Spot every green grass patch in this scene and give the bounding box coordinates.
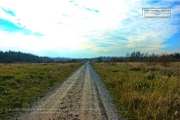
[91,62,180,120]
[0,63,83,119]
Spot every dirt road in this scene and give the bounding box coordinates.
[16,63,119,120]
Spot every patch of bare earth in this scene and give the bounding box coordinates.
[15,63,119,120]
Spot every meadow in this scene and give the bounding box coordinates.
[91,62,180,120]
[0,63,83,119]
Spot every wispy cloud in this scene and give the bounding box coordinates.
[1,7,15,16]
[0,0,179,58]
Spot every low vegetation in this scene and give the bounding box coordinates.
[91,62,180,120]
[0,63,83,119]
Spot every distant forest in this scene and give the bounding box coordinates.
[96,51,180,64]
[0,51,54,63]
[0,50,180,64]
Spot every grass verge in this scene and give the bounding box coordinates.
[0,62,83,119]
[91,62,180,120]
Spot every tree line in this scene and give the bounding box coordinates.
[0,51,54,63]
[1,50,180,64]
[96,51,180,65]
[126,51,180,62]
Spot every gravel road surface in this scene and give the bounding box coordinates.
[16,63,119,120]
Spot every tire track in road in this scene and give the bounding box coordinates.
[80,64,104,120]
[16,63,119,120]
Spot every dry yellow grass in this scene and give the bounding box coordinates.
[0,63,83,119]
[91,62,180,120]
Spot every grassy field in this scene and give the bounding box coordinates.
[91,62,180,120]
[0,62,83,119]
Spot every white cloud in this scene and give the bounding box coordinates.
[0,0,179,57]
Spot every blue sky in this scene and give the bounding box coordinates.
[0,0,179,58]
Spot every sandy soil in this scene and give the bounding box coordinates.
[15,63,119,120]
